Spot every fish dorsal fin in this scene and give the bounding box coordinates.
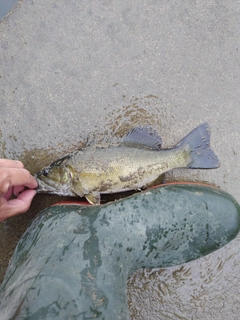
[123,126,162,150]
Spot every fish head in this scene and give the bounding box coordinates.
[35,164,75,196]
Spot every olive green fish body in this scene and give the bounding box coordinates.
[36,123,220,204]
[69,145,190,193]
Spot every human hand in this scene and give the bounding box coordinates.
[0,159,38,222]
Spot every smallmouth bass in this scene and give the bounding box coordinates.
[36,123,220,204]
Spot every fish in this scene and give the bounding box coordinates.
[35,123,220,205]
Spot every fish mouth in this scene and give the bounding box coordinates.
[35,177,57,194]
[35,176,76,197]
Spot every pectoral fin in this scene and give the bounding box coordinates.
[85,192,101,205]
[72,180,85,197]
[72,179,100,205]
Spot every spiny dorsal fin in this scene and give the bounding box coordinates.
[123,126,162,150]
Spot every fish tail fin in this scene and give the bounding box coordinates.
[177,123,220,169]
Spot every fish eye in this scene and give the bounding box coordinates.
[42,168,49,176]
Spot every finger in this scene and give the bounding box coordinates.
[13,185,26,197]
[16,189,37,206]
[3,186,13,200]
[0,159,24,168]
[15,171,38,189]
[0,168,38,192]
[0,189,37,222]
[3,185,31,200]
